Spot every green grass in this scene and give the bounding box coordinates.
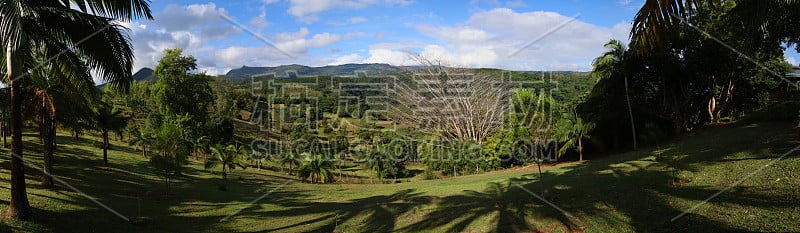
[1,121,799,232]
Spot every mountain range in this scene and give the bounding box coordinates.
[127,63,405,84]
[120,63,588,86]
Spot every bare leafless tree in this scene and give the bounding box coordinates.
[388,57,512,144]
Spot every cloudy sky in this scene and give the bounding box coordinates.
[121,0,800,75]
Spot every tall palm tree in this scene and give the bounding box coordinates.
[0,0,151,219]
[592,39,638,150]
[205,144,248,182]
[556,113,595,161]
[0,87,8,148]
[95,103,127,166]
[27,52,97,188]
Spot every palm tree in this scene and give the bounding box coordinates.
[556,113,595,161]
[592,39,637,150]
[0,87,8,148]
[95,103,127,166]
[27,51,97,188]
[0,0,151,220]
[281,152,301,175]
[192,136,210,161]
[205,144,248,182]
[297,153,336,184]
[128,126,152,158]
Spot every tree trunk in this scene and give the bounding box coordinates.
[41,102,55,188]
[2,113,7,148]
[623,75,638,150]
[142,144,146,158]
[6,44,33,220]
[707,96,716,123]
[578,137,583,161]
[74,129,79,140]
[103,131,109,165]
[222,166,227,181]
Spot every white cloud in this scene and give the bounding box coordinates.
[374,31,385,40]
[416,25,494,44]
[329,53,365,65]
[363,49,415,65]
[348,16,369,24]
[210,29,363,72]
[270,28,357,54]
[155,3,229,31]
[129,3,241,73]
[370,8,633,70]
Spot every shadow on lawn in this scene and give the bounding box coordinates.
[252,122,797,232]
[4,123,797,232]
[257,188,432,233]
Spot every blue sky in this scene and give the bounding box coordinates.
[123,0,800,75]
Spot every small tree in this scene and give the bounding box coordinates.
[96,103,128,165]
[556,112,595,161]
[281,152,301,175]
[205,144,248,188]
[150,115,189,192]
[297,153,335,183]
[192,136,210,161]
[128,125,153,158]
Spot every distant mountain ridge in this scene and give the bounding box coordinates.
[132,67,156,82]
[101,64,589,88]
[224,63,403,79]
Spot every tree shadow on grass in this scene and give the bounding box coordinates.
[255,188,432,233]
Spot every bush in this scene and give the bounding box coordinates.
[737,100,800,124]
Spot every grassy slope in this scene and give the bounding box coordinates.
[0,121,798,232]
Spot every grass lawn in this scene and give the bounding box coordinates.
[0,121,799,232]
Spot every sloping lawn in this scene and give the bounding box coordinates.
[0,121,798,232]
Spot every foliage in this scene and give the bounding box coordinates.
[0,0,151,220]
[204,114,234,145]
[149,115,190,191]
[555,112,595,161]
[281,152,302,175]
[364,132,409,180]
[95,102,128,165]
[205,144,249,184]
[151,48,214,139]
[297,153,336,183]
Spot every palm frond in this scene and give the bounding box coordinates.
[62,0,153,20]
[630,0,715,52]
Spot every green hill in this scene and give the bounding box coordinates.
[224,63,403,79]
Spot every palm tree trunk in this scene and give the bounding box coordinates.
[624,75,638,150]
[2,112,7,148]
[578,138,583,161]
[6,45,33,220]
[222,166,227,181]
[103,130,109,165]
[41,104,55,188]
